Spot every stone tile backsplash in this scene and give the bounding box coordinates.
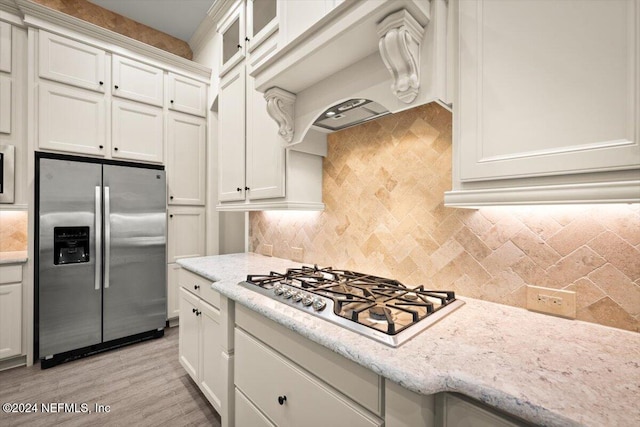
[0,210,28,252]
[249,103,640,332]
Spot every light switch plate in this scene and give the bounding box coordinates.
[526,285,576,319]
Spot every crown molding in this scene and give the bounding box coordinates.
[189,0,235,53]
[14,0,211,77]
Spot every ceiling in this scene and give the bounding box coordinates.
[90,0,215,42]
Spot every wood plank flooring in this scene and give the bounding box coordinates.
[0,327,221,427]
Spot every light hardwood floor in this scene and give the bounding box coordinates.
[0,327,221,426]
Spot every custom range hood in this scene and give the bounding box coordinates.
[252,0,454,152]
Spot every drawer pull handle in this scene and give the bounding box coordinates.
[278,395,287,405]
[194,285,200,290]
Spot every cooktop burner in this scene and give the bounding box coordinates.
[239,265,464,347]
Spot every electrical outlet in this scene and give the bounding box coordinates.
[291,247,304,262]
[526,285,576,319]
[261,243,273,257]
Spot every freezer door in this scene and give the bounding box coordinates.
[102,165,166,341]
[38,158,102,357]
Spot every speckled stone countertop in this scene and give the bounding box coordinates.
[178,253,640,427]
[0,251,28,265]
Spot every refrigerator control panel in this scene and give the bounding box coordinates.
[54,226,90,265]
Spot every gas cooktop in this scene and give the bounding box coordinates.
[239,265,464,347]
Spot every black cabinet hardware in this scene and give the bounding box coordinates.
[278,396,287,405]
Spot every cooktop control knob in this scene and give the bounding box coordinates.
[302,294,314,306]
[312,298,326,312]
[292,291,304,302]
[273,285,284,296]
[283,288,294,299]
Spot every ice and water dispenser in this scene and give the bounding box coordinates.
[53,227,90,265]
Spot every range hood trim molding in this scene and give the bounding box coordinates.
[264,87,296,143]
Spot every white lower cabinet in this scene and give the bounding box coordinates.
[0,264,23,360]
[435,393,525,427]
[166,263,180,319]
[167,206,206,262]
[178,284,223,411]
[234,305,383,427]
[235,388,275,427]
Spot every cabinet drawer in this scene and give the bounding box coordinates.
[178,267,219,308]
[0,265,22,285]
[235,328,382,427]
[236,387,276,427]
[236,304,381,415]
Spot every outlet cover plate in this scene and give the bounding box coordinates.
[526,285,576,319]
[261,244,273,257]
[291,247,304,262]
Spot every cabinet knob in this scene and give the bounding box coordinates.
[245,36,250,42]
[114,147,119,151]
[237,44,242,49]
[236,187,242,192]
[278,396,287,405]
[196,310,201,316]
[170,100,174,104]
[114,85,119,89]
[99,81,104,85]
[194,285,200,290]
[169,214,173,218]
[192,308,197,313]
[99,145,103,149]
[170,195,174,200]
[245,186,250,191]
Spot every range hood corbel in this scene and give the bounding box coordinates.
[260,5,430,146]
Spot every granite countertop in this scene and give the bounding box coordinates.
[0,251,28,265]
[178,253,640,427]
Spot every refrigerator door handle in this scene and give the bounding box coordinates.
[104,186,110,289]
[95,186,102,291]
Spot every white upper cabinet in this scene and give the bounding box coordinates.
[0,74,10,134]
[446,0,640,206]
[278,0,335,46]
[112,55,163,107]
[38,81,107,156]
[167,112,207,205]
[38,30,106,92]
[0,21,11,73]
[219,1,246,76]
[167,72,207,117]
[111,98,164,163]
[246,0,278,52]
[218,63,247,202]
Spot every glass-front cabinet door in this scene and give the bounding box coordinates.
[218,1,245,76]
[247,0,278,52]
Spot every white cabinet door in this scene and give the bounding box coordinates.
[38,81,107,156]
[167,112,206,205]
[199,299,222,410]
[0,283,22,360]
[438,393,520,427]
[246,73,285,200]
[218,1,246,76]
[457,0,640,182]
[178,287,200,380]
[167,263,180,319]
[247,0,278,51]
[218,63,246,202]
[38,30,106,92]
[167,206,205,262]
[111,98,163,164]
[112,55,164,107]
[0,74,10,134]
[0,22,11,73]
[168,73,207,117]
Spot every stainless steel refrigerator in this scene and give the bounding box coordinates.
[36,153,166,367]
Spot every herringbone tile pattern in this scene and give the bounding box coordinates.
[249,103,640,332]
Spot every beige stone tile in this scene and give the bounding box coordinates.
[431,214,465,245]
[481,241,526,277]
[588,264,640,316]
[546,216,605,256]
[588,231,640,281]
[430,239,465,271]
[511,257,552,288]
[511,227,560,269]
[451,251,491,285]
[546,246,606,288]
[458,210,493,236]
[480,215,524,250]
[502,284,528,308]
[454,227,492,262]
[593,206,640,246]
[480,270,526,304]
[566,278,606,311]
[580,297,640,332]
